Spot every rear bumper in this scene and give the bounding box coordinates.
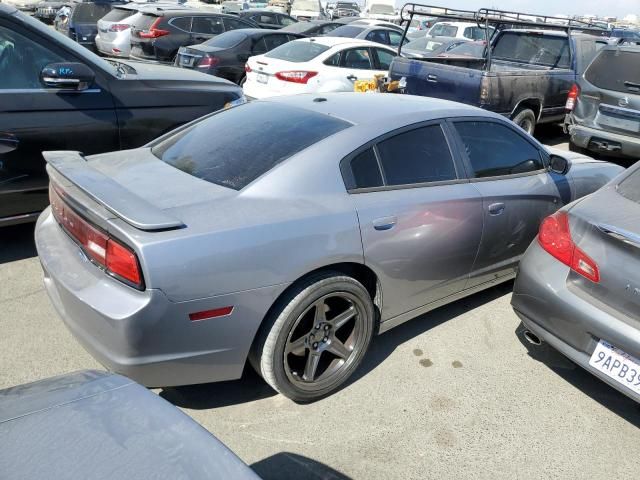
[568,123,640,159]
[511,241,640,403]
[95,35,130,57]
[36,207,286,387]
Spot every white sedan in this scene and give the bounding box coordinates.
[243,37,396,99]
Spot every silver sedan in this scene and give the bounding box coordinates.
[512,160,640,403]
[35,93,622,402]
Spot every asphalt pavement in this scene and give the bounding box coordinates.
[2,128,638,480]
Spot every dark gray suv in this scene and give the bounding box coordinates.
[566,45,640,162]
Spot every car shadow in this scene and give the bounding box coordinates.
[515,323,640,427]
[160,281,515,409]
[0,223,37,264]
[158,366,277,409]
[534,123,568,148]
[251,452,352,480]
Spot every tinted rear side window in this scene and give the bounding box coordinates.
[430,24,458,37]
[492,32,570,68]
[617,167,640,203]
[330,25,365,37]
[151,103,351,190]
[348,148,383,189]
[204,30,247,48]
[377,125,456,186]
[72,4,112,22]
[585,49,640,93]
[101,8,133,22]
[265,40,330,62]
[455,121,543,178]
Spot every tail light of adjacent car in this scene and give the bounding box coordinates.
[198,56,220,68]
[538,211,600,283]
[139,18,170,39]
[275,71,318,84]
[49,184,144,289]
[245,63,252,73]
[109,23,130,32]
[479,76,490,105]
[565,83,580,111]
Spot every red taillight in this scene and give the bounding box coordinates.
[565,83,580,111]
[189,306,234,322]
[106,239,142,286]
[275,70,318,84]
[245,63,252,73]
[139,18,169,38]
[109,23,129,32]
[197,56,220,68]
[538,211,600,283]
[50,185,144,289]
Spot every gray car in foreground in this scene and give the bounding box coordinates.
[567,45,640,161]
[35,93,622,402]
[0,370,260,479]
[512,161,640,403]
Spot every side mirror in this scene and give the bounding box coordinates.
[40,63,95,91]
[549,154,570,175]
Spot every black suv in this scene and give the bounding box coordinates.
[130,10,257,63]
[0,4,243,226]
[236,10,297,30]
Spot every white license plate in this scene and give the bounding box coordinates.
[598,114,640,132]
[180,56,194,67]
[589,339,640,395]
[257,73,268,84]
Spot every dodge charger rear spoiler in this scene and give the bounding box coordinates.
[44,151,185,231]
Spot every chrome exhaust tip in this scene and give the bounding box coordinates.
[523,330,542,346]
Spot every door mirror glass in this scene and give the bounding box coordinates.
[40,63,95,91]
[549,154,570,175]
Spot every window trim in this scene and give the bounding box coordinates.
[168,16,193,33]
[446,117,549,182]
[340,120,468,193]
[190,15,226,35]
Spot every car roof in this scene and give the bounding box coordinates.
[0,3,18,14]
[297,36,392,48]
[264,93,498,127]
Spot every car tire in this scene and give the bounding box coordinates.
[250,272,375,402]
[512,108,536,136]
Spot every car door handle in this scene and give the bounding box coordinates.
[0,133,19,154]
[373,216,397,231]
[346,75,358,81]
[488,202,505,216]
[427,74,438,82]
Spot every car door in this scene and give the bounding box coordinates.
[345,123,483,321]
[320,47,383,91]
[0,20,117,223]
[190,15,224,44]
[449,119,565,288]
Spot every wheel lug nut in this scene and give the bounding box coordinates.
[315,324,321,330]
[324,325,330,331]
[323,337,328,342]
[313,342,319,349]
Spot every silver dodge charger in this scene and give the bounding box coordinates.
[35,93,623,402]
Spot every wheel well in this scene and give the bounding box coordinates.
[513,99,542,120]
[247,263,382,362]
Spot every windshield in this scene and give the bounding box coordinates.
[369,4,394,14]
[585,49,640,93]
[204,30,247,48]
[443,42,484,57]
[100,8,134,23]
[429,24,458,37]
[71,3,112,23]
[330,25,365,37]
[405,37,443,51]
[492,32,570,68]
[265,40,330,61]
[151,102,351,190]
[291,0,320,12]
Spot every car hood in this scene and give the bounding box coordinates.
[117,59,237,85]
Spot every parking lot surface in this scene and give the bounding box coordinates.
[2,131,639,480]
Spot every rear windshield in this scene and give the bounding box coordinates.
[330,25,365,37]
[100,8,134,23]
[204,30,247,48]
[405,37,442,51]
[133,13,159,30]
[369,4,394,14]
[492,32,570,68]
[282,21,318,33]
[429,24,458,37]
[618,166,640,203]
[72,3,113,23]
[585,49,640,93]
[291,0,320,12]
[151,103,351,190]
[265,40,330,62]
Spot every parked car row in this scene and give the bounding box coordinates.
[2,1,640,408]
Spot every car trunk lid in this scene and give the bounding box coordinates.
[567,175,640,324]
